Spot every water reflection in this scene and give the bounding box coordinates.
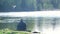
[0,17,60,34]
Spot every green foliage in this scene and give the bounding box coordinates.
[2,30,30,34]
[0,31,3,34]
[0,0,60,11]
[0,28,30,34]
[43,3,54,10]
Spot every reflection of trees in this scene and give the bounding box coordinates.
[51,18,57,30]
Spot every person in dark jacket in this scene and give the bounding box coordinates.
[17,19,26,31]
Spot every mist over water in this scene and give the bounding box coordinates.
[39,18,60,34]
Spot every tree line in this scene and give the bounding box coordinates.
[0,0,60,11]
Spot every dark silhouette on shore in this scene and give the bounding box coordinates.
[17,19,26,31]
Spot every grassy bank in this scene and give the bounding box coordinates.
[0,29,30,34]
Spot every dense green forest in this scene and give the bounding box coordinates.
[0,0,60,11]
